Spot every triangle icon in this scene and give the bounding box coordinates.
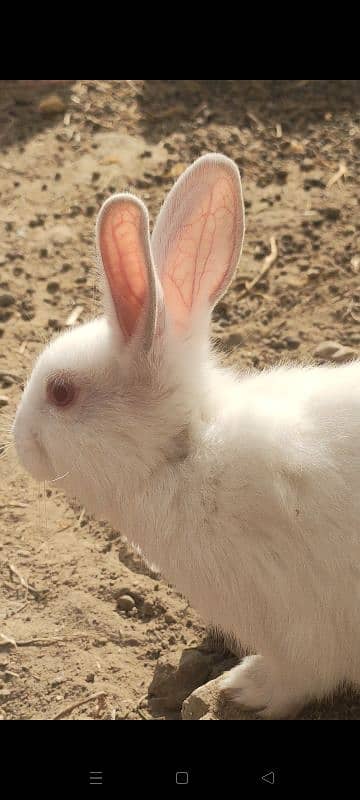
[261,771,275,784]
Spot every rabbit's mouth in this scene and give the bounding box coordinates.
[12,416,54,482]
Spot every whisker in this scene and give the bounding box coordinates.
[37,482,42,533]
[43,481,48,535]
[0,442,14,459]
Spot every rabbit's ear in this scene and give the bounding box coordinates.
[151,154,244,334]
[96,194,161,350]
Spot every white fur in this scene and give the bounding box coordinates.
[13,154,360,718]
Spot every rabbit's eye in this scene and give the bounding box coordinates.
[47,374,76,408]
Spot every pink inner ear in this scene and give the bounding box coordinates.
[152,158,244,334]
[99,200,150,341]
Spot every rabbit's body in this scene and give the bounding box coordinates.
[13,154,360,718]
[110,357,360,716]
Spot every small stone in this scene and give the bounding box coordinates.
[164,612,177,625]
[0,293,15,308]
[214,300,229,318]
[0,310,12,322]
[300,158,314,172]
[47,319,62,331]
[0,395,9,408]
[269,339,285,351]
[284,336,300,350]
[331,346,357,364]
[116,594,135,612]
[320,207,341,222]
[303,177,326,190]
[181,680,213,719]
[307,269,320,279]
[47,281,60,294]
[275,169,288,185]
[223,332,243,348]
[142,600,155,616]
[85,673,95,683]
[38,95,66,114]
[313,341,342,359]
[148,649,218,712]
[289,140,305,155]
[181,672,258,720]
[199,712,218,720]
[309,214,323,228]
[47,224,73,245]
[51,675,66,687]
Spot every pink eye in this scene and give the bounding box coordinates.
[47,374,76,408]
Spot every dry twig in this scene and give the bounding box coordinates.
[0,632,108,649]
[238,237,278,299]
[53,691,107,720]
[327,161,347,189]
[7,561,46,600]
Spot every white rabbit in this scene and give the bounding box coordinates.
[13,154,360,719]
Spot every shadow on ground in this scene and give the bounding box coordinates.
[135,79,360,144]
[0,80,76,150]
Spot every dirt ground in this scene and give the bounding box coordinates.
[1,80,360,720]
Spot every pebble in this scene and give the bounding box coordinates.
[142,600,155,616]
[275,169,288,185]
[222,332,243,348]
[47,319,62,331]
[214,300,229,318]
[313,341,342,359]
[313,342,357,364]
[148,648,218,712]
[0,293,15,307]
[300,158,314,172]
[164,612,177,625]
[304,177,326,190]
[47,281,60,294]
[331,346,357,364]
[47,224,74,246]
[51,675,66,687]
[320,207,341,222]
[182,672,257,721]
[284,336,300,350]
[0,395,9,408]
[0,309,12,322]
[38,95,66,114]
[269,339,285,351]
[116,594,135,612]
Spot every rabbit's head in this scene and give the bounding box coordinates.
[13,155,244,514]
